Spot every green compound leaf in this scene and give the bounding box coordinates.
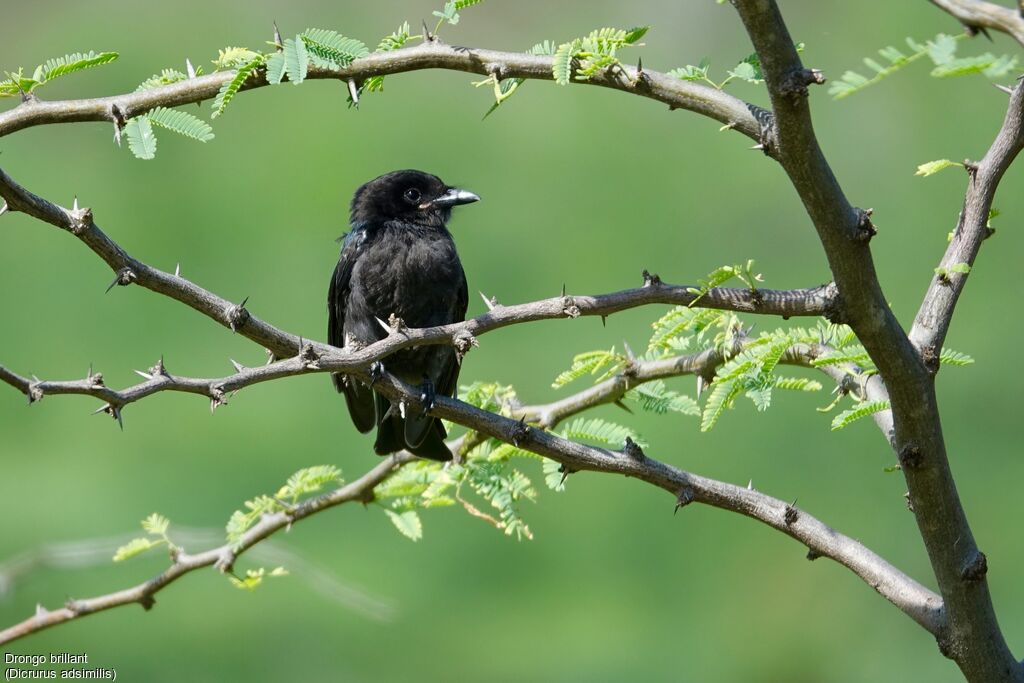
[211,55,264,117]
[831,400,891,431]
[939,348,974,366]
[559,417,647,449]
[125,116,157,159]
[40,51,118,81]
[385,509,423,541]
[146,107,214,142]
[112,537,161,562]
[141,513,170,535]
[265,51,286,84]
[915,159,962,177]
[300,28,369,68]
[282,37,308,85]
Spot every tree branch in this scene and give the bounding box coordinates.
[929,0,1024,46]
[910,81,1024,353]
[0,342,940,646]
[0,128,940,642]
[0,42,770,146]
[0,453,413,645]
[0,163,835,377]
[733,2,1021,679]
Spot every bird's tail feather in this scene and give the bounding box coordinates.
[373,396,452,461]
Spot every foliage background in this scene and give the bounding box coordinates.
[1,1,1021,680]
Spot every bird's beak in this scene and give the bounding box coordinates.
[432,188,481,207]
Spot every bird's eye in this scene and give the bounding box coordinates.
[403,188,422,203]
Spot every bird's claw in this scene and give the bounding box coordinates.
[369,361,386,386]
[417,379,436,416]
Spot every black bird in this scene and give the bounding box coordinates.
[328,170,479,461]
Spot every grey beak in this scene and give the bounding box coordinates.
[433,188,481,207]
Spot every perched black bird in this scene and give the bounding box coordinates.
[328,170,479,461]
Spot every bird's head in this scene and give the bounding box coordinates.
[350,170,480,229]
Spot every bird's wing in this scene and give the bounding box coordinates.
[436,267,468,401]
[328,230,376,433]
[401,266,468,453]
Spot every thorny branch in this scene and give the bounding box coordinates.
[1,5,1022,679]
[733,1,1023,680]
[0,42,772,149]
[0,338,934,645]
[0,165,926,645]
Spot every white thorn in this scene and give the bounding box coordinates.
[399,400,407,419]
[72,196,79,212]
[186,59,197,79]
[747,479,753,490]
[374,316,391,334]
[230,359,245,373]
[347,78,359,106]
[479,291,495,311]
[134,370,153,380]
[174,263,181,277]
[696,376,706,400]
[0,201,8,217]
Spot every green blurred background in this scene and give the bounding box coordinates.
[1,1,1021,681]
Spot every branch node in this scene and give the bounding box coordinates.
[299,342,320,369]
[897,443,923,470]
[674,487,695,514]
[855,207,876,242]
[209,385,227,413]
[511,416,530,447]
[822,283,845,324]
[479,291,499,311]
[961,550,988,582]
[387,313,407,334]
[452,329,479,363]
[622,436,645,460]
[904,491,914,513]
[561,296,581,318]
[27,379,44,404]
[105,267,136,293]
[783,501,799,526]
[149,356,168,378]
[138,594,156,611]
[226,297,250,333]
[779,68,822,101]
[919,344,940,375]
[641,269,662,288]
[806,548,822,561]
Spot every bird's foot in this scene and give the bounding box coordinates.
[417,378,437,416]
[368,361,386,386]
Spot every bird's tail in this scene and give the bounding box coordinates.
[372,396,453,461]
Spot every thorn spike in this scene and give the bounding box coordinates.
[347,78,359,107]
[186,59,197,79]
[479,291,495,311]
[73,196,79,212]
[0,201,8,217]
[375,316,391,334]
